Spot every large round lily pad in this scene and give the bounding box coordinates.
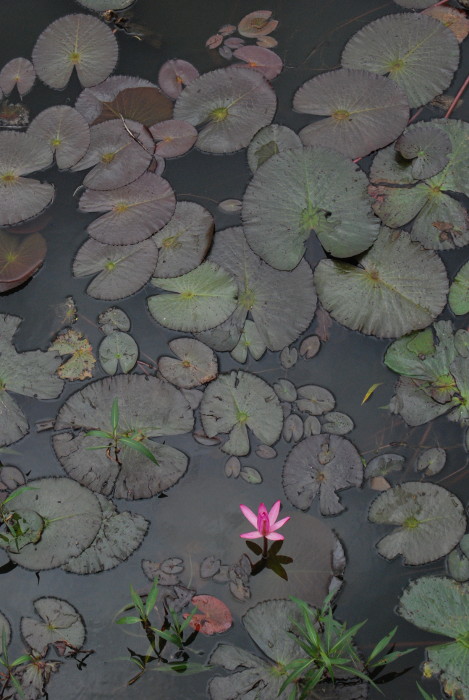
[368,482,466,565]
[173,65,276,154]
[341,13,459,107]
[283,434,363,515]
[0,478,102,571]
[32,14,118,90]
[21,597,85,657]
[200,371,283,455]
[242,145,379,270]
[314,228,448,338]
[53,375,193,499]
[294,68,409,159]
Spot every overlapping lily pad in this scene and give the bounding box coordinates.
[283,434,363,515]
[341,13,459,107]
[0,131,54,227]
[449,261,469,315]
[368,482,466,565]
[294,69,409,159]
[196,227,316,352]
[314,228,448,338]
[242,145,379,269]
[53,375,193,499]
[150,120,198,157]
[32,14,118,90]
[395,124,451,180]
[158,59,200,99]
[0,231,46,291]
[398,577,469,697]
[148,262,238,332]
[28,106,90,170]
[200,371,282,455]
[0,58,35,97]
[21,597,85,656]
[173,65,276,154]
[0,314,63,446]
[0,477,102,570]
[79,172,175,244]
[152,202,214,278]
[73,237,159,300]
[158,338,218,388]
[75,75,156,123]
[92,86,173,127]
[233,46,283,80]
[247,124,301,172]
[62,494,148,573]
[369,120,469,249]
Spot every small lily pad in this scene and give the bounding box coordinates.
[416,447,446,476]
[321,412,354,435]
[184,595,233,635]
[247,124,301,172]
[158,338,218,389]
[21,597,85,656]
[97,307,130,334]
[295,385,335,415]
[395,124,451,180]
[98,331,138,374]
[49,328,96,381]
[0,58,35,97]
[365,454,405,478]
[28,106,90,170]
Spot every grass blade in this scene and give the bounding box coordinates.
[120,437,159,465]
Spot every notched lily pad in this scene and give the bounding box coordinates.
[21,597,85,656]
[295,385,335,415]
[0,57,35,97]
[416,447,446,476]
[98,331,138,374]
[98,306,130,334]
[369,482,466,565]
[395,124,451,180]
[28,106,90,170]
[158,338,218,389]
[49,329,96,381]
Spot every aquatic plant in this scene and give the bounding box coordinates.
[239,500,290,542]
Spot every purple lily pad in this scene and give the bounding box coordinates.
[75,75,156,123]
[158,59,200,99]
[150,119,198,157]
[28,106,90,170]
[0,58,35,97]
[234,46,283,80]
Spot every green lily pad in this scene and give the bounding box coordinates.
[148,262,238,333]
[98,307,131,334]
[341,13,459,107]
[98,331,138,375]
[314,228,448,338]
[62,494,149,574]
[398,576,469,697]
[53,374,193,499]
[449,261,469,315]
[368,482,466,565]
[200,371,283,456]
[21,597,85,657]
[173,65,276,154]
[0,477,102,571]
[242,145,379,270]
[295,68,409,159]
[447,536,469,582]
[247,124,301,172]
[230,320,267,363]
[158,338,218,389]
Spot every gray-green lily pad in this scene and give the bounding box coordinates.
[283,434,363,515]
[62,494,149,574]
[369,482,466,565]
[73,237,159,300]
[230,320,267,363]
[0,314,63,447]
[53,374,193,499]
[247,124,301,172]
[314,228,448,338]
[398,576,469,696]
[28,106,90,170]
[173,66,276,154]
[21,597,85,657]
[98,307,130,334]
[148,262,238,333]
[395,124,451,179]
[200,371,283,456]
[365,454,405,478]
[295,68,409,159]
[0,612,11,653]
[158,338,218,389]
[341,13,459,107]
[198,227,316,351]
[416,447,446,476]
[390,375,458,426]
[98,331,138,375]
[447,538,469,582]
[242,145,379,270]
[295,384,335,415]
[0,477,102,571]
[321,412,354,435]
[449,261,469,315]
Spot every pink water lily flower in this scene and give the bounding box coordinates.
[239,500,290,541]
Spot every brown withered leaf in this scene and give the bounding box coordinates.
[49,329,96,381]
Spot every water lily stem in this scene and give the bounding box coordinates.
[262,537,268,559]
[444,74,469,119]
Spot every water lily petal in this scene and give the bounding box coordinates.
[240,529,262,539]
[239,504,258,528]
[268,500,281,525]
[266,532,284,541]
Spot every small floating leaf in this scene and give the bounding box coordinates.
[296,385,335,415]
[321,411,354,435]
[239,466,263,484]
[255,445,277,459]
[422,6,469,42]
[150,119,197,158]
[416,447,446,476]
[158,59,200,99]
[28,106,90,170]
[158,338,217,389]
[299,335,320,359]
[224,456,241,478]
[93,86,173,127]
[218,199,242,213]
[280,346,298,369]
[98,306,130,334]
[21,597,85,656]
[50,328,96,381]
[184,595,232,635]
[395,124,451,180]
[283,414,303,443]
[365,453,405,477]
[0,57,35,97]
[274,379,297,402]
[233,46,283,80]
[238,10,278,38]
[98,331,138,374]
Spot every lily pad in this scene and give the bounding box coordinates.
[184,595,233,635]
[28,106,90,171]
[238,11,278,38]
[233,46,283,80]
[0,314,63,447]
[92,86,173,127]
[395,124,451,180]
[152,201,214,278]
[295,384,335,415]
[62,494,149,574]
[230,320,267,362]
[295,68,409,159]
[422,6,469,43]
[98,331,138,374]
[148,262,238,333]
[283,434,363,515]
[150,119,198,158]
[49,328,96,381]
[0,58,35,97]
[21,597,85,656]
[75,75,156,123]
[242,145,379,270]
[0,131,54,227]
[368,482,466,565]
[321,412,354,435]
[79,172,175,245]
[98,307,130,334]
[76,0,134,8]
[449,261,469,315]
[365,453,405,478]
[72,119,154,191]
[32,14,118,90]
[73,237,159,300]
[158,59,200,99]
[158,338,218,388]
[200,371,283,456]
[173,66,276,154]
[314,228,448,338]
[398,576,469,697]
[247,124,301,172]
[416,447,446,476]
[341,13,459,107]
[0,232,46,287]
[53,374,193,499]
[197,227,316,351]
[1,477,102,570]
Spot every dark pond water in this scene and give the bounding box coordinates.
[1,0,468,698]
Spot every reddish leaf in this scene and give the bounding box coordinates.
[92,87,173,127]
[184,595,233,635]
[234,46,283,80]
[238,10,278,38]
[158,59,200,99]
[0,231,46,283]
